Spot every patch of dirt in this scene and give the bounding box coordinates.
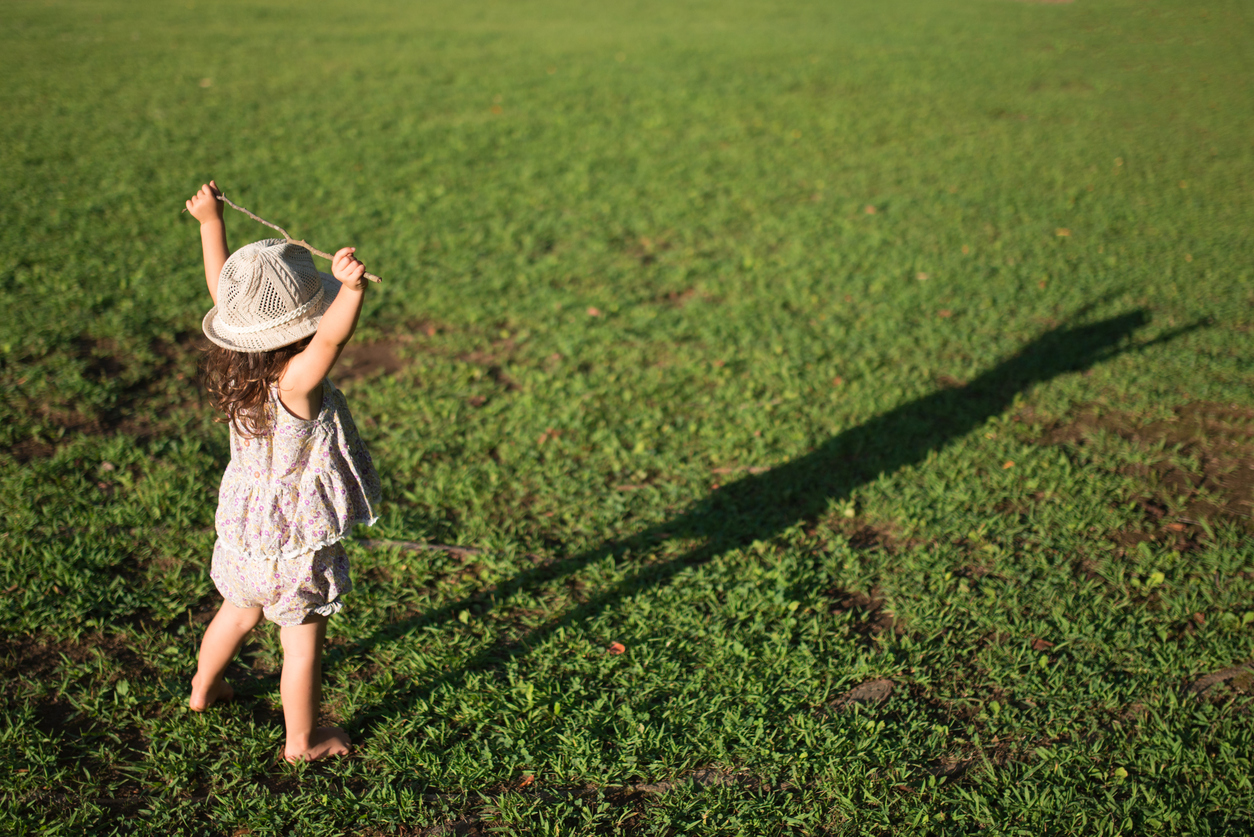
[884,666,1030,786]
[457,334,524,394]
[823,586,906,639]
[844,524,900,552]
[9,322,450,461]
[816,520,908,555]
[8,435,57,461]
[659,287,698,306]
[0,633,75,682]
[411,818,490,837]
[627,235,672,267]
[927,756,976,780]
[925,722,1022,784]
[485,365,521,392]
[335,338,408,382]
[1073,556,1104,582]
[624,766,762,796]
[1040,402,1254,535]
[924,733,1024,783]
[1189,661,1254,699]
[0,631,155,790]
[8,332,207,462]
[979,630,1014,650]
[954,558,998,581]
[993,497,1031,520]
[1109,528,1156,551]
[409,320,449,339]
[0,630,155,683]
[653,286,719,308]
[830,678,895,711]
[458,333,519,367]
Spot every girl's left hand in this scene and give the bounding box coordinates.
[331,247,366,289]
[187,180,224,226]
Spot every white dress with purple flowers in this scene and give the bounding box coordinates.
[214,377,380,561]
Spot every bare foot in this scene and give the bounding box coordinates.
[189,672,235,711]
[285,726,352,763]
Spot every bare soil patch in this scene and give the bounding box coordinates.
[823,586,906,639]
[1189,661,1254,699]
[8,331,207,462]
[9,325,432,460]
[830,677,896,711]
[1040,401,1254,532]
[0,630,155,789]
[336,337,408,383]
[0,630,154,683]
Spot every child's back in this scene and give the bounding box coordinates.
[185,181,379,762]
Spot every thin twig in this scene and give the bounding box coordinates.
[358,539,483,558]
[186,192,383,282]
[218,193,382,283]
[217,192,293,239]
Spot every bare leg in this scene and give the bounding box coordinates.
[279,614,351,762]
[190,601,263,711]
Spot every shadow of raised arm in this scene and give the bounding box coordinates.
[349,309,1202,725]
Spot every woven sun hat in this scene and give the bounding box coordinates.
[202,239,341,353]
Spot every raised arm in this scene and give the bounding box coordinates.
[186,181,229,304]
[278,247,367,419]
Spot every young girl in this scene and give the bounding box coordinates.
[184,181,381,762]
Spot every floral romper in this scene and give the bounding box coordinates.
[211,378,381,627]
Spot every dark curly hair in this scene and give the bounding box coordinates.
[199,336,313,437]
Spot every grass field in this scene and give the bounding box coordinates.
[3,0,1254,833]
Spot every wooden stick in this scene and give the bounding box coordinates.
[213,192,383,283]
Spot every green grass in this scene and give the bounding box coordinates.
[3,0,1254,833]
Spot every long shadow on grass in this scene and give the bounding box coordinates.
[350,309,1198,726]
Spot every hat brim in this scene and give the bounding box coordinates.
[202,272,340,353]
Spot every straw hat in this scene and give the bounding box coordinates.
[202,239,340,352]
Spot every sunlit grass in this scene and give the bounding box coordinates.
[2,0,1253,833]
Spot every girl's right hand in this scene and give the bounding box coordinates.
[186,181,224,226]
[331,247,366,290]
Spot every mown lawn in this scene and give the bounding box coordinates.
[2,0,1253,834]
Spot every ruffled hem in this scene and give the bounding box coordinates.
[214,513,379,562]
[312,597,345,618]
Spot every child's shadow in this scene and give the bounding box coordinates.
[348,308,1199,729]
